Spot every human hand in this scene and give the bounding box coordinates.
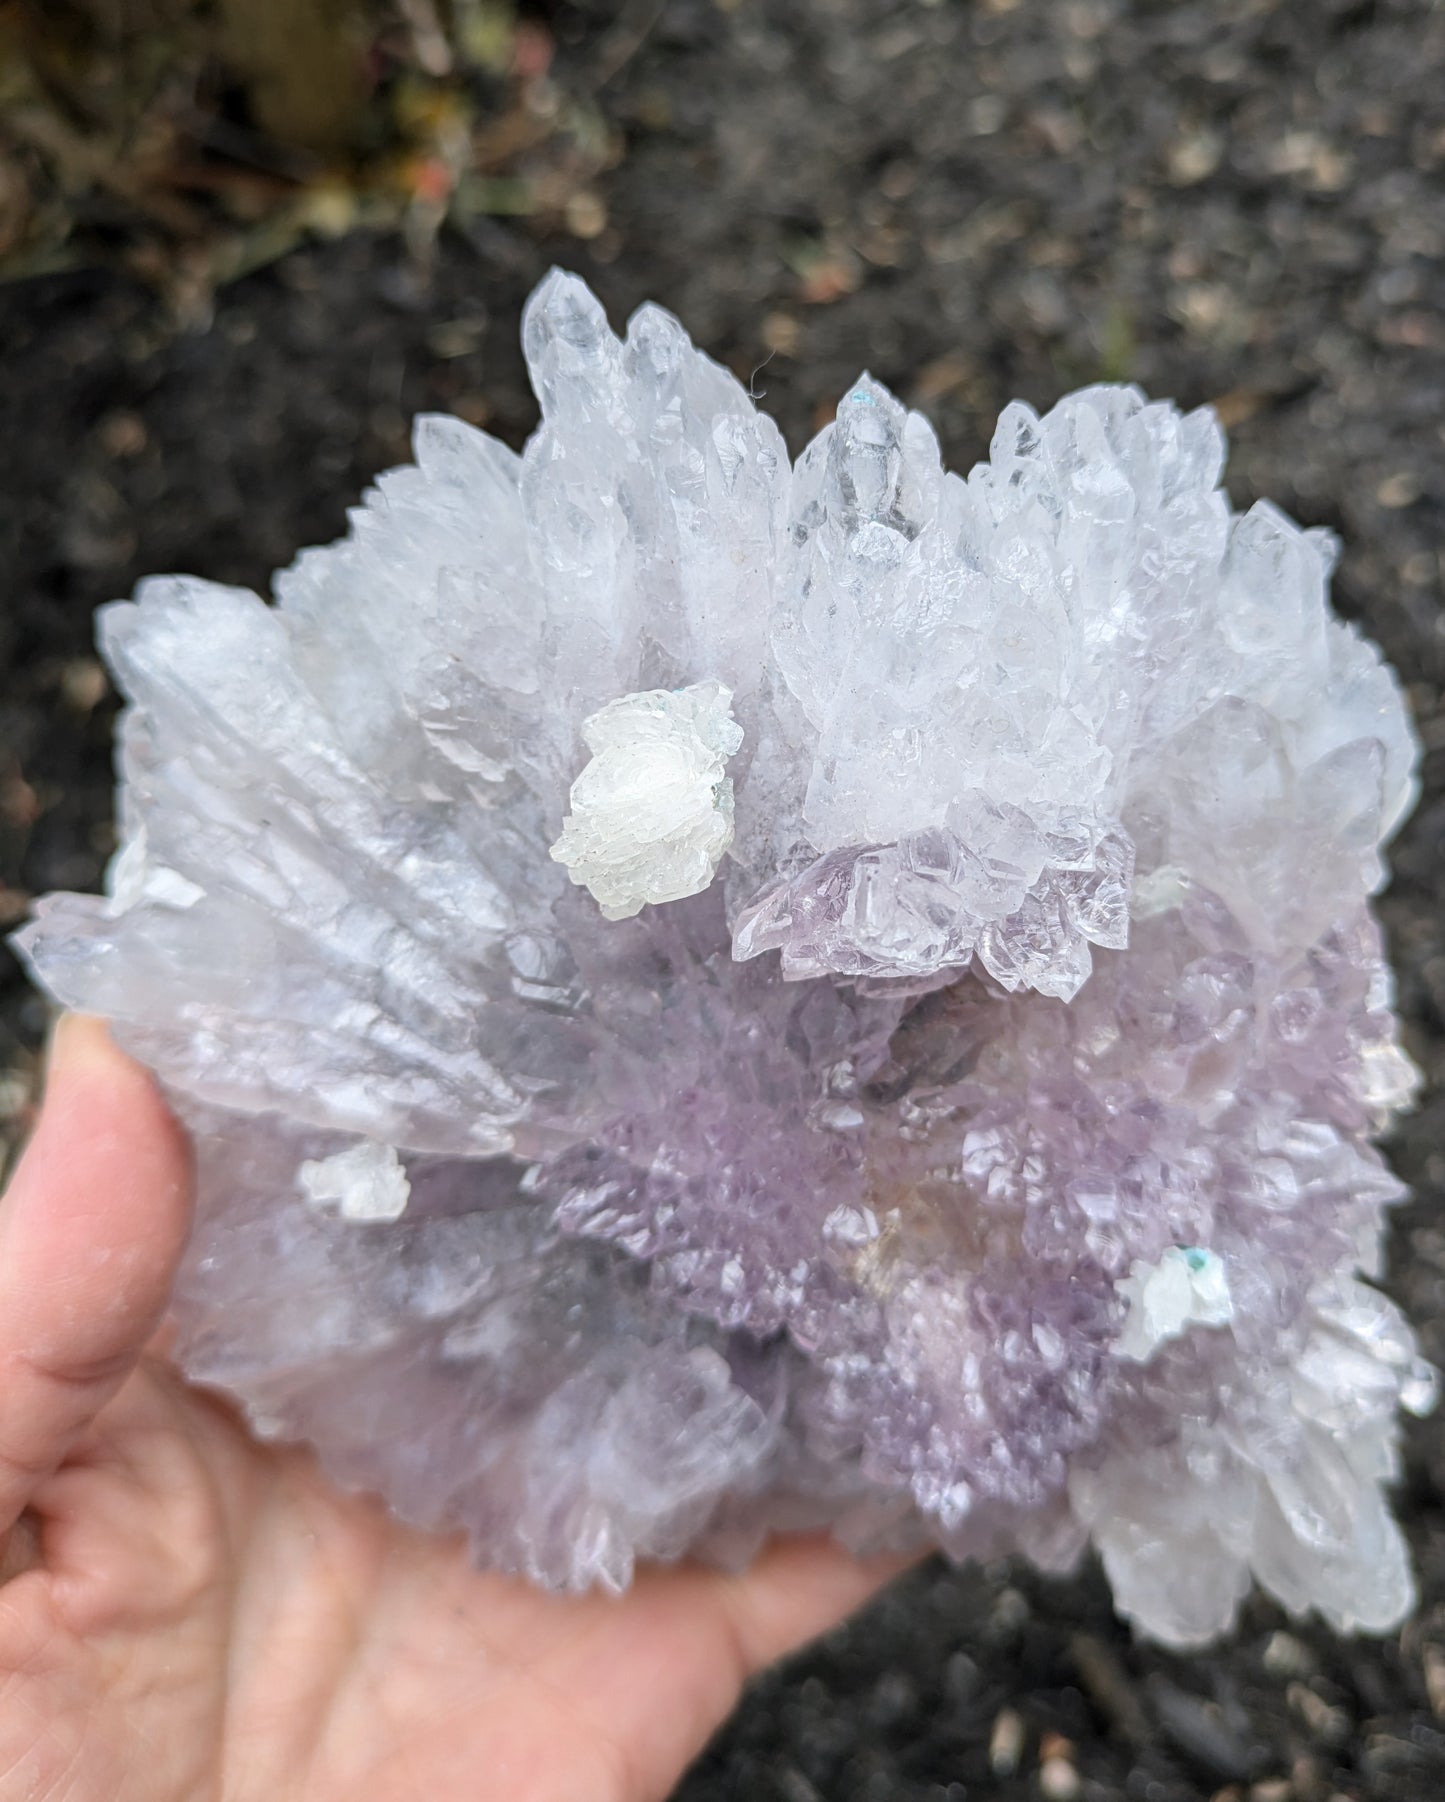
[0,1017,905,1802]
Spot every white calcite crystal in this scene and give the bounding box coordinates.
[1116,1247,1234,1362]
[550,680,742,919]
[299,1141,412,1222]
[14,272,1431,1646]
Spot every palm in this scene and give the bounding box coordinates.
[0,1020,901,1802]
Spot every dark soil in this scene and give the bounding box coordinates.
[3,2,1445,1798]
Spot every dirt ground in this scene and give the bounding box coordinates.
[3,2,1445,1797]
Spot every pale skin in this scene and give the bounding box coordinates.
[0,1017,907,1802]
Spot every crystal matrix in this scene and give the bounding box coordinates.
[14,273,1432,1646]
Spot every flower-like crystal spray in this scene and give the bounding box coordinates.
[15,273,1430,1646]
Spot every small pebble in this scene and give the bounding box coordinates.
[98,410,147,458]
[563,191,608,240]
[989,1706,1024,1776]
[1423,1642,1445,1718]
[1285,1680,1348,1743]
[761,312,801,357]
[991,1586,1030,1632]
[60,658,109,715]
[0,1068,31,1124]
[1262,1631,1313,1678]
[1376,471,1421,509]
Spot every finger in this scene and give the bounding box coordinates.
[0,1014,193,1540]
[537,1534,917,1801]
[710,1532,919,1679]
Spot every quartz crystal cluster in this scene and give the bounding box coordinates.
[15,273,1433,1647]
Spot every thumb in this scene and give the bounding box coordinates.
[0,1015,193,1541]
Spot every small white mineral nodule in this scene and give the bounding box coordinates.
[1116,1246,1234,1361]
[298,1142,411,1222]
[105,826,206,916]
[549,679,743,919]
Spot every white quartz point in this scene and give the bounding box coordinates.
[550,679,744,920]
[1116,1246,1233,1361]
[298,1142,411,1223]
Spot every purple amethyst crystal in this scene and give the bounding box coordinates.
[14,273,1433,1645]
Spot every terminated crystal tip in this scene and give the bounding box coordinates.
[549,680,743,920]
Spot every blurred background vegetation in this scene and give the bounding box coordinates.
[0,0,619,315]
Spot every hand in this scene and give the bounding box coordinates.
[0,1017,905,1802]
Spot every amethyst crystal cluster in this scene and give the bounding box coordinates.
[16,275,1434,1646]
